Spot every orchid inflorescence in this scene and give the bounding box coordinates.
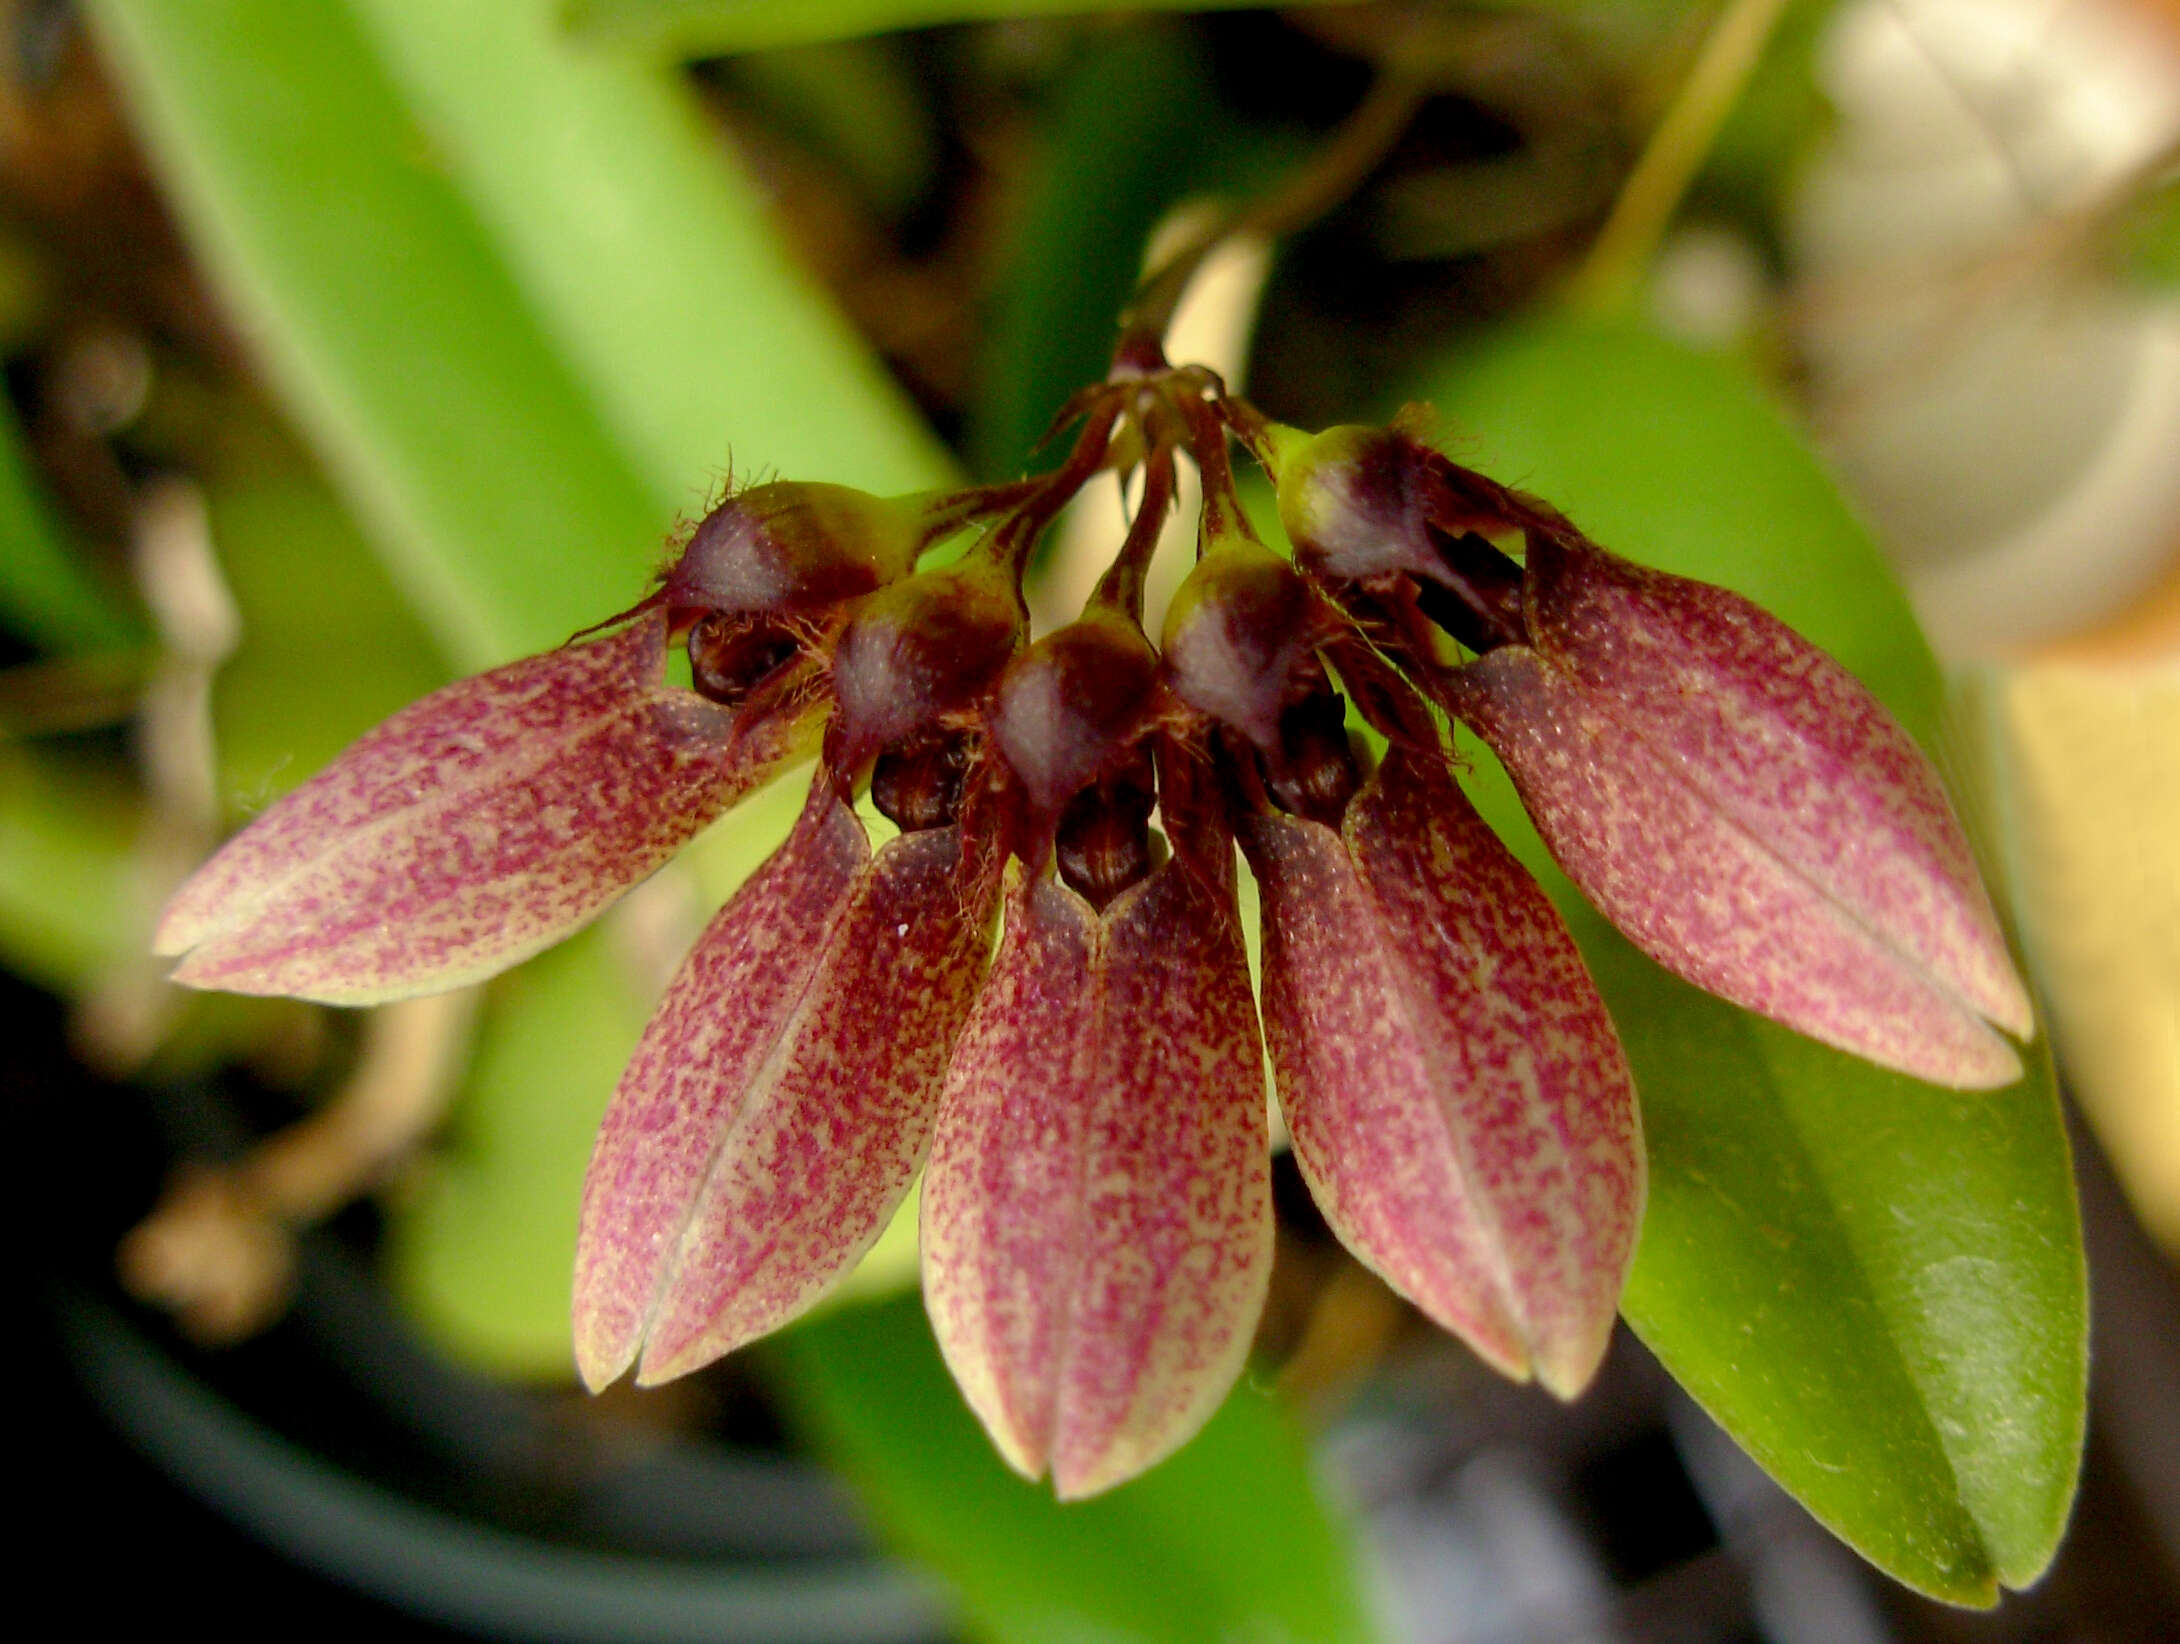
[154,350,2031,1499]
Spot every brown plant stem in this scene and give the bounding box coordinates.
[118,989,476,1341]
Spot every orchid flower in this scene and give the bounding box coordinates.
[156,367,2031,1497]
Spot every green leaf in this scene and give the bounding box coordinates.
[388,928,648,1378]
[1411,316,2085,1603]
[87,0,948,668]
[0,744,140,990]
[0,396,138,654]
[86,0,656,666]
[202,414,449,812]
[777,1294,1383,1644]
[345,0,950,504]
[565,0,1363,58]
[2119,171,2180,289]
[1702,0,1839,213]
[968,25,1275,481]
[722,38,938,221]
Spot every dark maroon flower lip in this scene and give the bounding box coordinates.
[154,378,2032,1496]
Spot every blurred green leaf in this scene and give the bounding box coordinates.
[0,398,138,653]
[969,25,1286,481]
[566,0,1363,58]
[2120,171,2180,288]
[0,744,139,990]
[88,0,947,668]
[970,26,1212,479]
[1702,0,1838,214]
[347,0,950,506]
[1412,316,2084,1603]
[723,38,938,221]
[389,929,648,1377]
[86,0,660,666]
[779,1294,1382,1644]
[203,416,448,811]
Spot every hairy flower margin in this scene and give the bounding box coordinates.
[155,366,2032,1499]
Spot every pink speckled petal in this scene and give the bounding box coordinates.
[1527,537,2027,1040]
[1442,639,2023,1089]
[156,610,820,1005]
[629,821,997,1384]
[921,862,1273,1500]
[572,787,998,1390]
[1247,749,1642,1397]
[572,785,865,1390]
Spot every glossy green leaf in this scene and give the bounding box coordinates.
[777,1294,1382,1644]
[565,0,1363,58]
[1411,316,2084,1603]
[0,397,138,654]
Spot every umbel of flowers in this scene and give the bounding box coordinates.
[155,359,2031,1500]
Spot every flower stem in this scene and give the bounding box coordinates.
[1567,0,1793,316]
[915,479,1044,549]
[987,397,1125,581]
[1093,446,1179,624]
[1181,391,1252,553]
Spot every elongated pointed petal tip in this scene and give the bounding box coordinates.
[923,865,1273,1500]
[150,903,202,958]
[1939,1031,2025,1093]
[159,612,818,1003]
[1530,1313,1613,1403]
[1443,628,2030,1091]
[573,1327,638,1396]
[1248,751,1643,1400]
[575,789,997,1394]
[1047,1301,1264,1501]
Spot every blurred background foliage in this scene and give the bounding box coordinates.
[8,0,2179,1639]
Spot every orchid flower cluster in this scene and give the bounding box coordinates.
[154,359,2031,1499]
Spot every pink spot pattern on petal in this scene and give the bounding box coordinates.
[572,786,868,1391]
[1444,638,2022,1088]
[922,862,1273,1499]
[632,822,998,1383]
[156,610,820,1004]
[1248,749,1642,1396]
[1518,538,2030,1040]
